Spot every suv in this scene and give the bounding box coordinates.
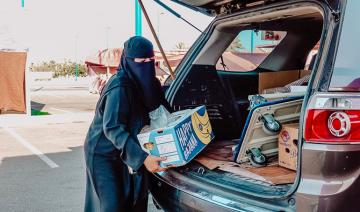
[149,0,360,211]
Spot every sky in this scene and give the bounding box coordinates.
[0,0,213,63]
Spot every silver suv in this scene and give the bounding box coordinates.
[150,0,360,211]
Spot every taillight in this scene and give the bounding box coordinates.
[304,94,360,144]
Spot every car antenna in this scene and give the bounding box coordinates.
[137,0,175,80]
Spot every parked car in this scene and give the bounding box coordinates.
[149,0,360,211]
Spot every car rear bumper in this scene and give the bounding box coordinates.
[149,174,235,212]
[149,170,293,212]
[150,143,360,212]
[149,172,265,212]
[296,143,360,212]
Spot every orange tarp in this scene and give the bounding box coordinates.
[0,51,27,113]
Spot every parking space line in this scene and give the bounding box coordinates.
[49,107,71,113]
[1,126,59,168]
[46,93,65,98]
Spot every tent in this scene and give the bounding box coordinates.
[85,48,123,75]
[84,48,169,77]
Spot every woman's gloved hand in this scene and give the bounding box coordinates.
[144,155,168,173]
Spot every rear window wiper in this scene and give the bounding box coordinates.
[220,54,228,70]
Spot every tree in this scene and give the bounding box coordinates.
[175,42,187,50]
[31,60,87,78]
[227,36,243,52]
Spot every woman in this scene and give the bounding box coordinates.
[84,36,170,212]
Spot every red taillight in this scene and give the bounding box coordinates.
[305,109,360,143]
[304,94,360,144]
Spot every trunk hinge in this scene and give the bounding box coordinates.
[324,0,340,22]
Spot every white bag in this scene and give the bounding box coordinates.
[149,105,170,130]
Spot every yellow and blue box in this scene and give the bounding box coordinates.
[137,105,214,167]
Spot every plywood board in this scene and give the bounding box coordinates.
[245,165,296,185]
[196,141,296,185]
[219,158,296,185]
[300,69,311,78]
[195,156,228,170]
[259,70,300,93]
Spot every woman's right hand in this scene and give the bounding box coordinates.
[144,155,168,173]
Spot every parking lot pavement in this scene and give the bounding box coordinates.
[31,86,99,115]
[0,81,161,212]
[0,120,88,212]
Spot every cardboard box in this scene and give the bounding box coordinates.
[278,124,299,170]
[259,70,299,93]
[137,105,215,167]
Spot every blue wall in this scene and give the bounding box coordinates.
[239,30,276,52]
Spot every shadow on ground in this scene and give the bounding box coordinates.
[0,146,159,212]
[31,101,46,111]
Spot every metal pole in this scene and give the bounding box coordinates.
[157,11,159,38]
[137,0,175,80]
[75,35,78,81]
[24,50,31,116]
[75,64,79,81]
[251,30,254,53]
[106,27,110,77]
[135,0,142,36]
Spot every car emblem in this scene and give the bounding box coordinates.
[328,112,351,137]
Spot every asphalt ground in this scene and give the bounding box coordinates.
[0,80,160,212]
[30,85,98,115]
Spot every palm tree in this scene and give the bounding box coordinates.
[227,36,244,52]
[175,42,187,50]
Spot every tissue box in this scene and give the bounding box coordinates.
[137,105,214,167]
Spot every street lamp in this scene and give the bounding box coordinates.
[106,26,110,50]
[105,26,111,76]
[157,11,164,39]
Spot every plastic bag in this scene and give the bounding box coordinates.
[149,105,171,130]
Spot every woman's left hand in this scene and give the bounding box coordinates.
[143,155,168,173]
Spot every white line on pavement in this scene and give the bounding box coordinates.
[46,93,65,98]
[1,126,59,168]
[49,107,71,113]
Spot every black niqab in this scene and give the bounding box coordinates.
[119,37,162,112]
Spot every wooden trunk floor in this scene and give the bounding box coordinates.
[195,141,296,185]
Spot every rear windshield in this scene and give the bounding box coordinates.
[329,1,360,91]
[216,30,286,72]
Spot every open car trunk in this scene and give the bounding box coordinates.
[174,94,304,195]
[162,1,326,197]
